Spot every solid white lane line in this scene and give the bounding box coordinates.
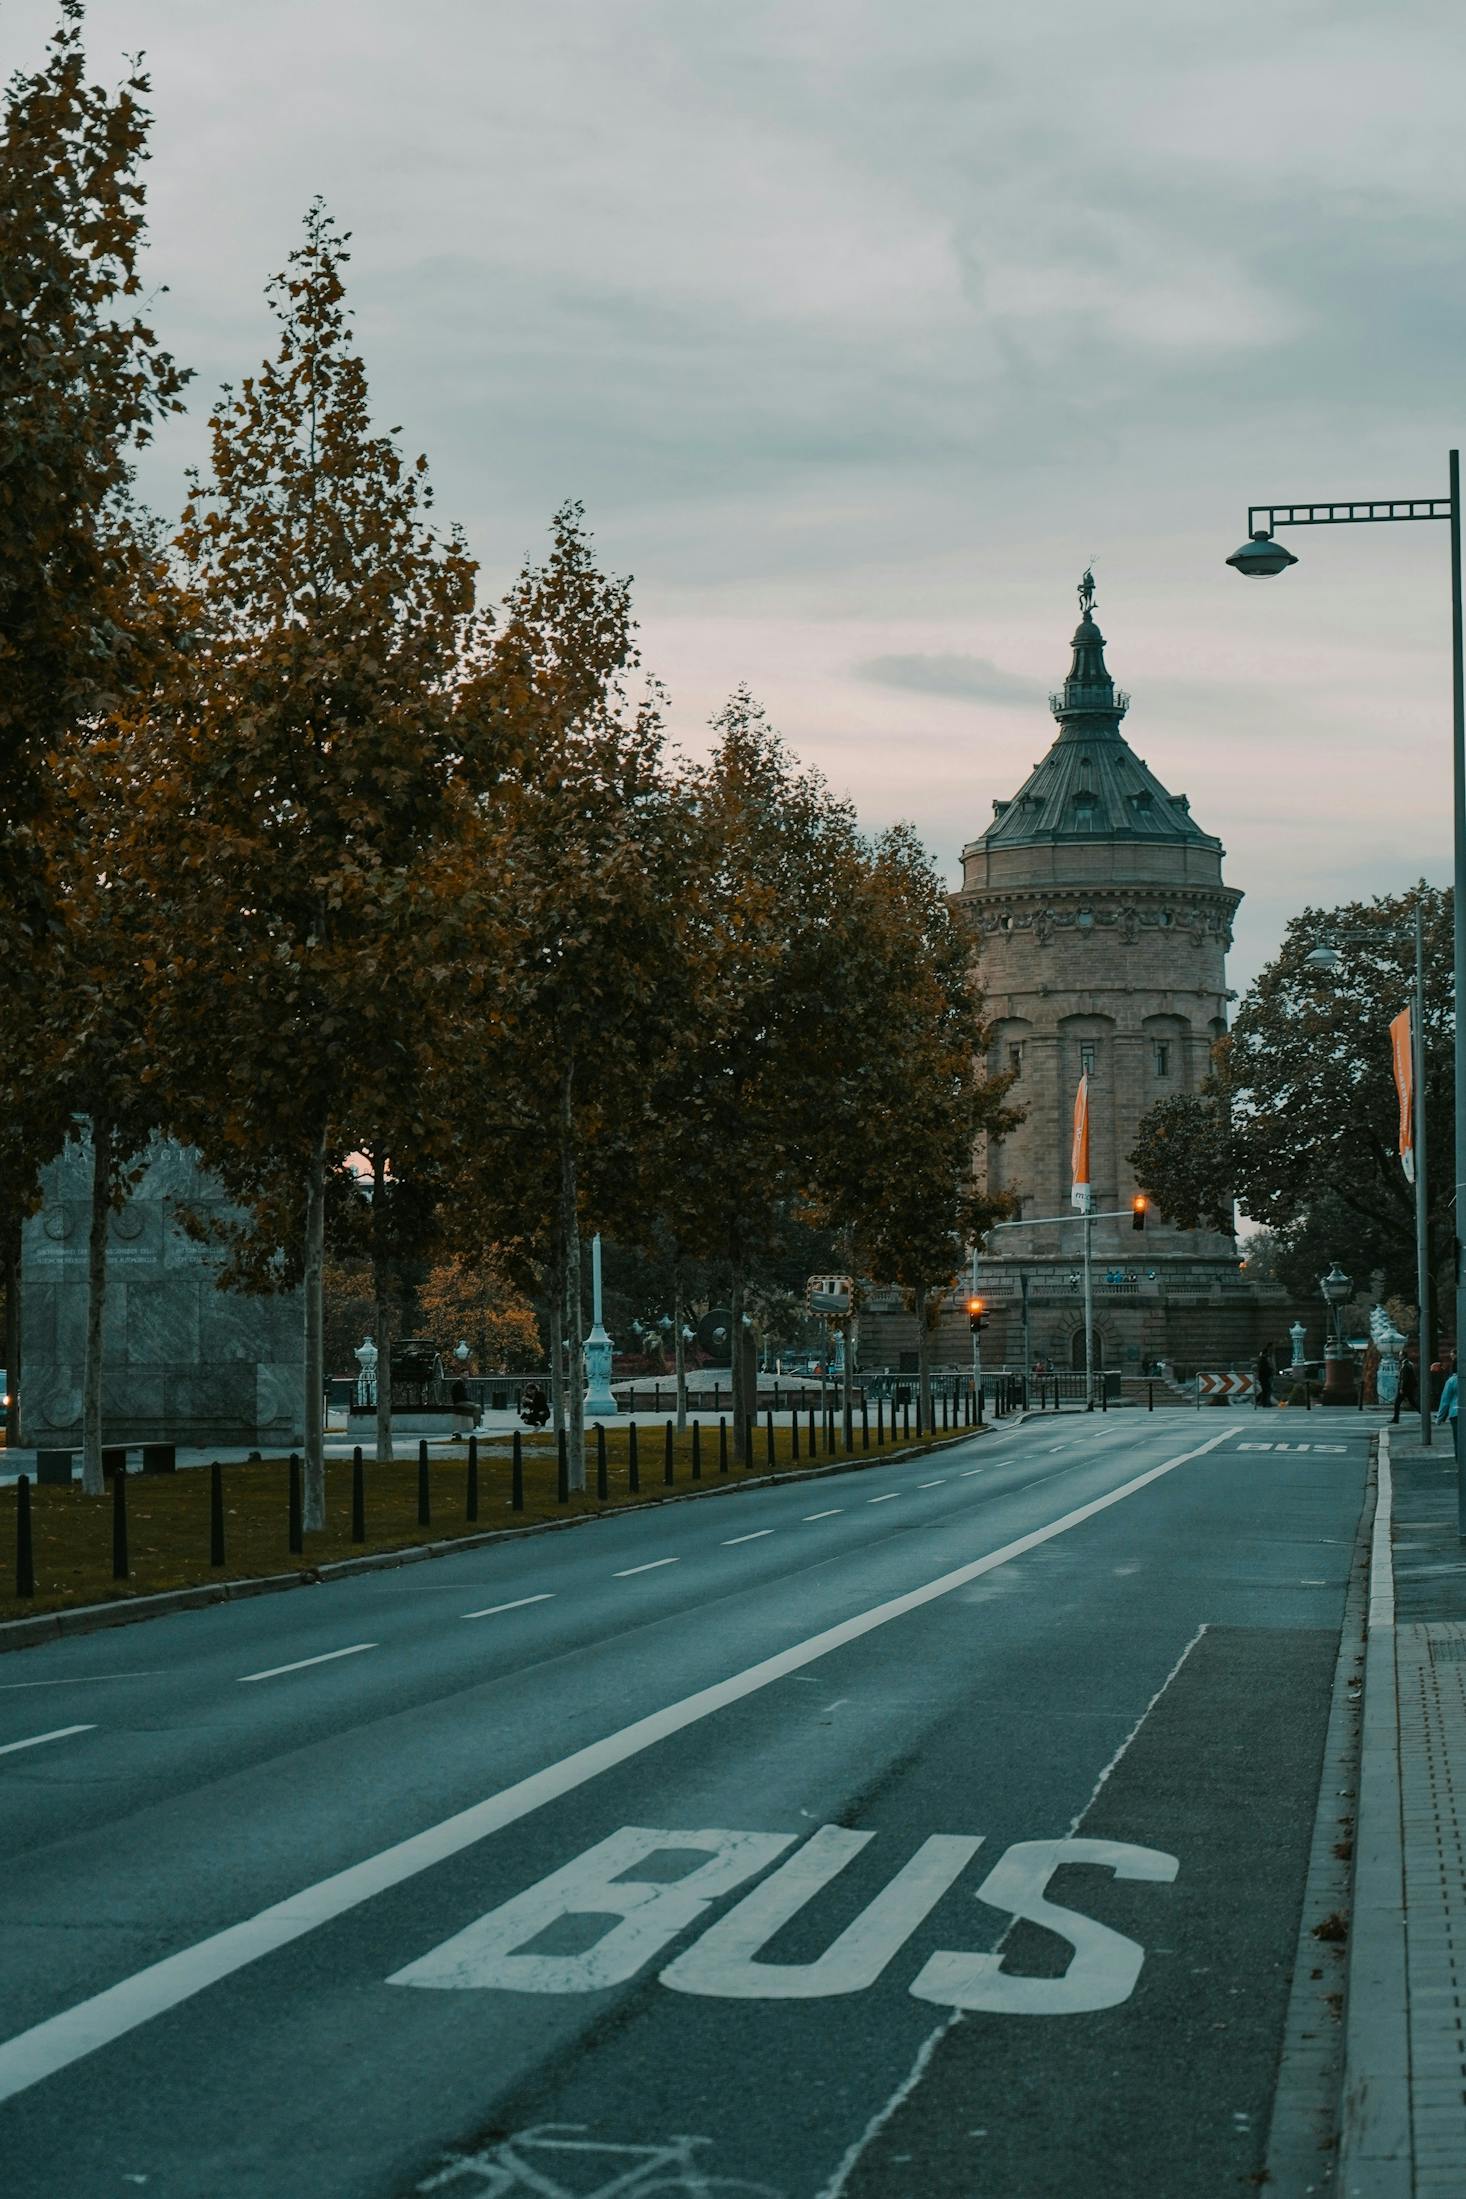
[0,1427,1232,2106]
[723,1530,774,1546]
[868,1493,899,1505]
[461,1595,555,1621]
[0,1725,94,1759]
[918,1480,946,1489]
[613,1558,679,1578]
[237,1645,376,1685]
[803,1509,842,1521]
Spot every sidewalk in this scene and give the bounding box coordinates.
[1339,1424,1466,2197]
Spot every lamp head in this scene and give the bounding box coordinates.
[1304,945,1340,973]
[1227,531,1298,578]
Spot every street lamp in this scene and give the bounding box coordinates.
[1228,462,1465,1528]
[1305,914,1433,1448]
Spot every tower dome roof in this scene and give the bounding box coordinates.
[972,579,1219,854]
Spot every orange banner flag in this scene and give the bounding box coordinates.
[1390,1007,1415,1185]
[1071,1073,1092,1211]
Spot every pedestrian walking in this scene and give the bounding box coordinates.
[1392,1352,1419,1426]
[1254,1343,1274,1409]
[1435,1362,1457,1428]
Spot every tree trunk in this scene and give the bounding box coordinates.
[372,1150,394,1464]
[915,1284,932,1435]
[81,1111,113,1497]
[674,1269,688,1431]
[4,1210,22,1450]
[303,1126,327,1531]
[559,1057,585,1490]
[730,1269,746,1456]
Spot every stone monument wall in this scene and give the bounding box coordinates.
[20,1134,305,1449]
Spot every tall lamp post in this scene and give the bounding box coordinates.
[1228,461,1466,1531]
[1305,908,1433,1447]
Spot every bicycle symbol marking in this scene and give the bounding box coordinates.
[415,2121,786,2197]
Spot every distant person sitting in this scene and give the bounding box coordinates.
[520,1382,551,1429]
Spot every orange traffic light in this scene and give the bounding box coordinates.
[1131,1195,1148,1232]
[966,1295,984,1316]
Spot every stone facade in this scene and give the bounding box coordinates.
[20,1135,305,1448]
[862,583,1311,1380]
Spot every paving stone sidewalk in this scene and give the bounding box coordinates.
[1340,1427,1466,2198]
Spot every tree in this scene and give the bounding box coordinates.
[826,826,1021,1429]
[460,506,688,1487]
[0,4,188,919]
[1130,885,1453,1310]
[643,692,876,1459]
[147,205,483,1528]
[417,1251,541,1371]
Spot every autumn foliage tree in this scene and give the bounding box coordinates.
[141,205,484,1527]
[1130,885,1453,1309]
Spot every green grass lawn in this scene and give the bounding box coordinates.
[0,1413,965,1623]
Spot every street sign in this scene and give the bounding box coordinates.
[1198,1372,1254,1401]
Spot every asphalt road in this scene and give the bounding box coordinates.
[0,1408,1370,2198]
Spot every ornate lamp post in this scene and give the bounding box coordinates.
[582,1233,619,1417]
[1320,1262,1355,1403]
[1228,464,1465,1520]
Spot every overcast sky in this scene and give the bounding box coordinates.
[6,0,1463,993]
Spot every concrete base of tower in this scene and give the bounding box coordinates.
[859,1263,1321,1386]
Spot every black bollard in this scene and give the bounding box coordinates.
[1148,1382,1154,1412]
[467,1434,479,1521]
[288,1451,302,1556]
[843,1400,854,1454]
[915,1394,923,1439]
[418,1439,431,1526]
[211,1460,226,1567]
[627,1422,639,1495]
[352,1446,366,1542]
[861,1396,870,1451]
[664,1420,675,1486]
[903,1398,911,1441]
[877,1395,885,1446]
[791,1408,800,1462]
[597,1423,608,1500]
[15,1474,34,1599]
[766,1409,776,1469]
[719,1417,729,1473]
[1101,1378,1108,1414]
[743,1418,754,1471]
[557,1428,570,1501]
[808,1402,817,1455]
[691,1422,702,1480]
[512,1428,526,1510]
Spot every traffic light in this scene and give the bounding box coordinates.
[967,1295,989,1333]
[1131,1195,1149,1232]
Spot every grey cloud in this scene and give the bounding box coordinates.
[854,654,1041,706]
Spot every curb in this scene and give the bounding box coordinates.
[1337,1424,1412,2199]
[1264,1431,1374,2194]
[0,1419,996,1656]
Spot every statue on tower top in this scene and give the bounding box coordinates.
[1078,565,1097,619]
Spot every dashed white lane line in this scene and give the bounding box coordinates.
[237,1645,376,1685]
[868,1493,899,1505]
[803,1509,842,1521]
[462,1594,554,1621]
[959,1468,983,1478]
[723,1530,774,1546]
[918,1479,946,1489]
[613,1558,680,1578]
[0,1725,94,1758]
